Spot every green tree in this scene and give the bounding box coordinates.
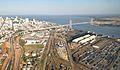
[19,39,26,47]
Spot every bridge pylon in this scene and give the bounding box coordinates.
[69,20,73,30]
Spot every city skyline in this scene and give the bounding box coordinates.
[0,0,120,15]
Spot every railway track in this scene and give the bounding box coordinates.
[36,31,81,70]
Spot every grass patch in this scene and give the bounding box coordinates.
[24,44,44,50]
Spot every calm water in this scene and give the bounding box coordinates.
[1,15,120,38]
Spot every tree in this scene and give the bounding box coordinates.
[19,39,26,47]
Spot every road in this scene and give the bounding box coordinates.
[13,36,22,70]
[1,31,23,70]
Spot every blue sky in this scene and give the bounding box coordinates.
[0,0,120,15]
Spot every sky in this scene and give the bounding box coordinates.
[0,0,120,15]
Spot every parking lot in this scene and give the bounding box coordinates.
[72,38,120,70]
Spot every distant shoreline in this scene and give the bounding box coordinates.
[91,17,120,26]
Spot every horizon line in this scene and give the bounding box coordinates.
[0,14,120,16]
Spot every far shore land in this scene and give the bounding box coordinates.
[91,17,120,26]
